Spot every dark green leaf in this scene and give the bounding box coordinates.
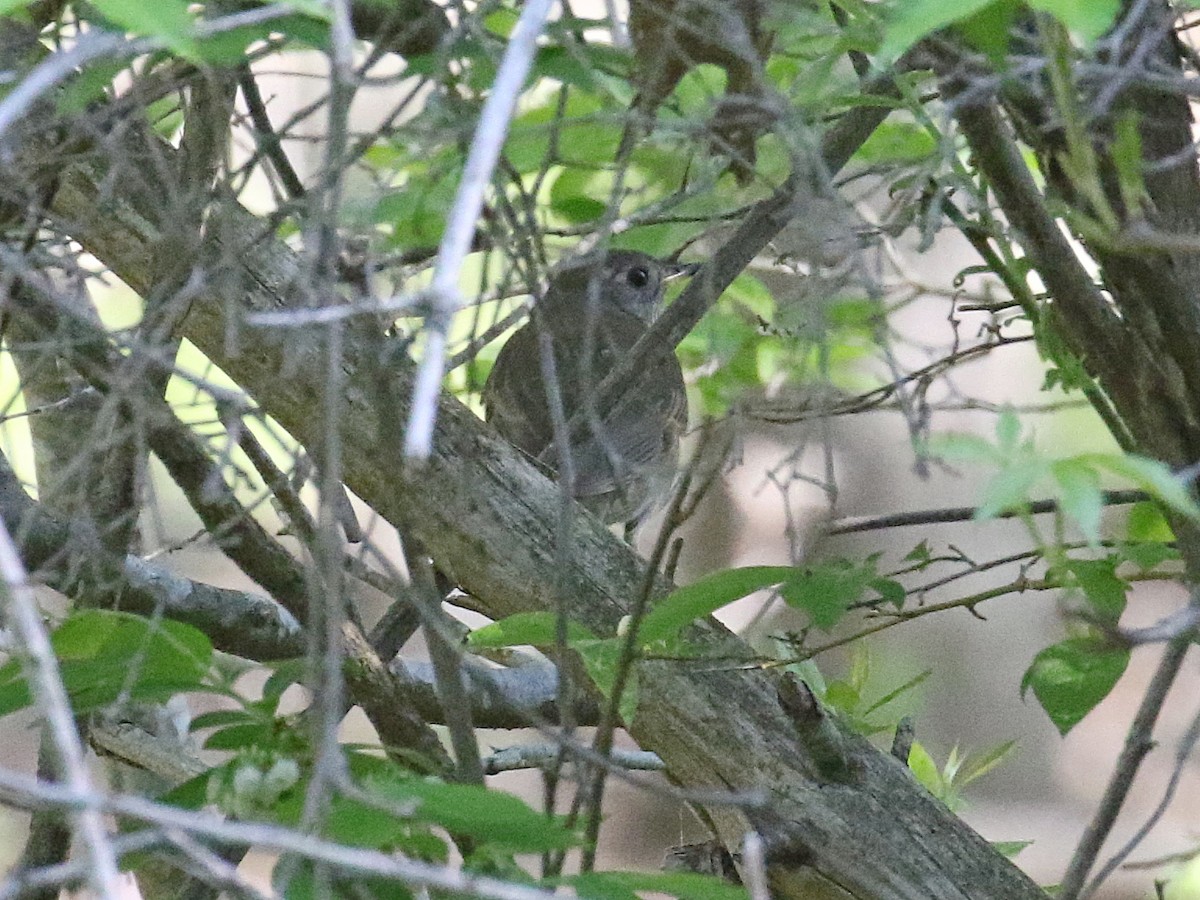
[203,722,279,751]
[0,659,32,717]
[1021,637,1129,735]
[957,0,1020,64]
[365,774,577,853]
[869,577,906,607]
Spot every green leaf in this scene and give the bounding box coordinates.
[862,669,931,717]
[1125,501,1175,543]
[1021,637,1130,735]
[993,840,1033,859]
[976,460,1051,519]
[93,0,198,57]
[575,637,638,725]
[854,121,937,164]
[467,612,595,649]
[0,659,32,717]
[1028,0,1121,43]
[955,740,1018,786]
[375,169,461,249]
[906,740,944,796]
[1061,557,1128,624]
[549,167,607,223]
[58,59,128,114]
[190,709,255,730]
[879,0,1001,62]
[995,409,1022,451]
[1051,459,1103,542]
[262,659,307,704]
[203,722,278,751]
[1118,540,1176,571]
[779,561,872,629]
[1086,454,1200,523]
[869,577,906,607]
[22,611,216,716]
[364,772,577,853]
[927,432,1001,463]
[957,0,1020,64]
[639,566,796,643]
[903,540,933,566]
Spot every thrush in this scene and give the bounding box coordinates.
[482,251,694,524]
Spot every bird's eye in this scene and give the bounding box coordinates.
[627,267,650,288]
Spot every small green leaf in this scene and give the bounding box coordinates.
[1021,637,1129,735]
[1051,459,1103,542]
[639,566,795,643]
[262,659,307,704]
[203,722,277,751]
[1062,557,1127,624]
[854,121,937,164]
[1125,501,1175,543]
[995,409,1022,450]
[1087,454,1200,523]
[878,0,1001,61]
[41,611,214,715]
[575,637,638,725]
[927,432,1000,463]
[956,740,1018,786]
[467,612,595,649]
[0,660,32,717]
[1118,540,1177,571]
[976,461,1051,519]
[1028,0,1121,43]
[993,840,1033,858]
[365,772,577,853]
[903,540,933,566]
[780,561,870,629]
[869,577,906,607]
[93,0,198,57]
[906,740,944,796]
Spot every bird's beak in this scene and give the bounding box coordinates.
[664,262,701,281]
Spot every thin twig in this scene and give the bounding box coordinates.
[828,489,1148,535]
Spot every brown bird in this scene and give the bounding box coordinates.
[482,251,694,524]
